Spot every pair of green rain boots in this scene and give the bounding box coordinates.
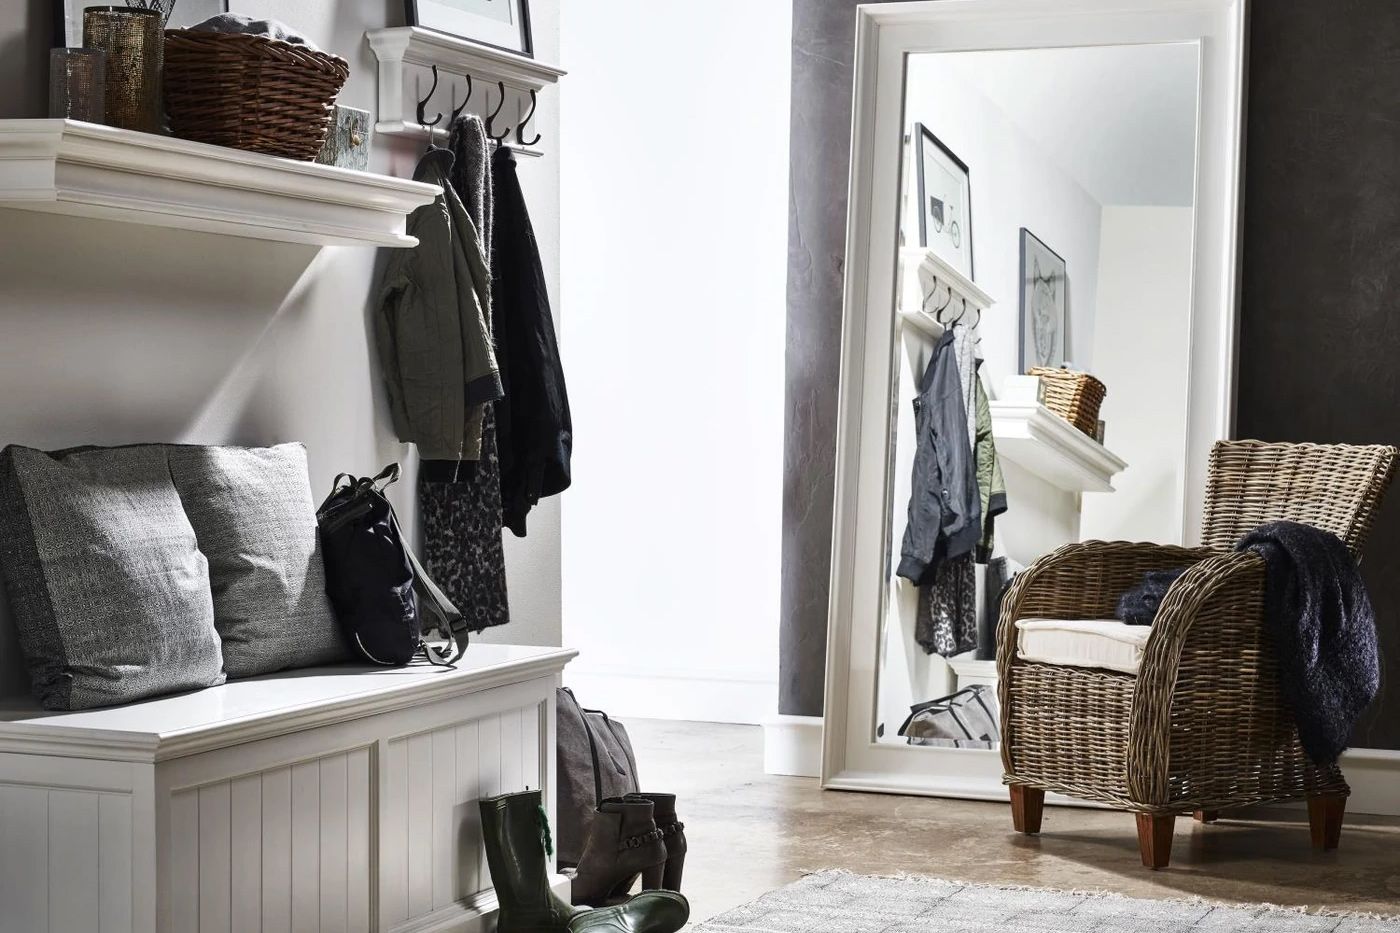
[480,790,690,933]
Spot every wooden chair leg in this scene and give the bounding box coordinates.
[1307,795,1345,851]
[1135,813,1175,869]
[1193,809,1220,823]
[1010,786,1044,835]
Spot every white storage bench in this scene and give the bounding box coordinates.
[0,643,575,933]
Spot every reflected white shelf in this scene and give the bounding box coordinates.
[898,306,945,340]
[947,657,998,690]
[990,401,1126,493]
[0,119,439,247]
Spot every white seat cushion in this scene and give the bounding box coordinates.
[1014,618,1151,674]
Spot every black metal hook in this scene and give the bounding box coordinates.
[416,65,444,133]
[485,81,511,142]
[516,88,541,146]
[921,274,943,316]
[931,282,956,323]
[449,73,473,122]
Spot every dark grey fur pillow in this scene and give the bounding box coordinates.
[0,444,225,710]
[167,443,348,677]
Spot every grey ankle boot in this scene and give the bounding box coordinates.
[624,793,686,892]
[570,796,667,906]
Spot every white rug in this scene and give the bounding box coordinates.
[693,870,1400,932]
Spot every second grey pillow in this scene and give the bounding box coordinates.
[168,443,349,677]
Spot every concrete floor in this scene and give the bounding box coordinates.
[627,719,1400,924]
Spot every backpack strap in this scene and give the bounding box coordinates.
[394,512,470,668]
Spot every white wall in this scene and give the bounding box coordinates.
[1079,206,1195,545]
[558,0,791,724]
[904,55,1104,393]
[0,0,564,698]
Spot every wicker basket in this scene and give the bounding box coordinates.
[1029,367,1105,437]
[163,30,349,160]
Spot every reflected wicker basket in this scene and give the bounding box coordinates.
[1029,367,1105,438]
[163,30,349,160]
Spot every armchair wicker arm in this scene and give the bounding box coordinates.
[1124,550,1304,807]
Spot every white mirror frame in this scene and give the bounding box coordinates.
[821,0,1248,799]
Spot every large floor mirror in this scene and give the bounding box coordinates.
[822,0,1248,798]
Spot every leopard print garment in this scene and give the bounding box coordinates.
[418,403,511,633]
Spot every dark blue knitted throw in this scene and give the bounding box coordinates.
[1115,568,1187,625]
[1235,521,1379,765]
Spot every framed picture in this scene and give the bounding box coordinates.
[406,0,533,56]
[913,122,973,279]
[58,0,227,45]
[1018,228,1067,373]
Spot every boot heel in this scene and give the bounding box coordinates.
[641,861,665,890]
[662,850,685,892]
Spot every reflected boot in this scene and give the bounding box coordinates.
[571,796,667,906]
[480,790,581,933]
[624,793,686,891]
[567,891,690,933]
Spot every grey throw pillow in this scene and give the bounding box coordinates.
[0,445,226,710]
[167,443,348,677]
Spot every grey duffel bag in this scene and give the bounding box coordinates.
[556,687,640,868]
[897,684,1000,749]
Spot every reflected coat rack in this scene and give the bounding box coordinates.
[898,247,995,341]
[367,27,566,158]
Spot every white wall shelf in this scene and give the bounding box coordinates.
[990,401,1127,493]
[0,119,439,247]
[367,27,565,159]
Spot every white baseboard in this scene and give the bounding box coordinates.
[762,714,823,777]
[1339,747,1400,816]
[746,721,1400,812]
[563,666,776,725]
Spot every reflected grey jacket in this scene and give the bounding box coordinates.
[375,148,502,461]
[896,330,981,585]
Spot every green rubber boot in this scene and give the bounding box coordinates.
[480,790,582,933]
[567,891,690,933]
[480,790,691,933]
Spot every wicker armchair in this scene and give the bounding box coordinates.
[996,440,1398,869]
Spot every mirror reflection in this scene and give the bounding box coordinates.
[876,43,1202,749]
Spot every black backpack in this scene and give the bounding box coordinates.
[317,464,468,666]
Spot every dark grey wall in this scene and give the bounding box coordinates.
[781,0,1400,748]
[0,0,50,120]
[1236,0,1400,749]
[779,0,896,717]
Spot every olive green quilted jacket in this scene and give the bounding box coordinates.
[375,148,502,461]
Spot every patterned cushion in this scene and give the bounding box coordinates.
[168,443,349,677]
[0,444,225,710]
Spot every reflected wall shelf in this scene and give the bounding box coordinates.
[990,401,1127,493]
[0,120,439,247]
[947,657,998,691]
[367,27,565,159]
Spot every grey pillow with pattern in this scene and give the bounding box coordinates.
[0,444,226,710]
[167,443,348,677]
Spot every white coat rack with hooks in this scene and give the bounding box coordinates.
[367,27,565,159]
